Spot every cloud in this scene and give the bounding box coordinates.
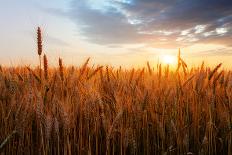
[46,0,232,48]
[189,48,232,57]
[65,0,148,44]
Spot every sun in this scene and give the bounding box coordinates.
[161,55,175,65]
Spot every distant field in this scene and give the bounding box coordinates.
[0,28,232,155]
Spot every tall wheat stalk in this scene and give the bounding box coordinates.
[43,54,48,80]
[37,27,43,79]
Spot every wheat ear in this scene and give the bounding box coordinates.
[43,54,48,80]
[59,58,64,81]
[37,27,42,79]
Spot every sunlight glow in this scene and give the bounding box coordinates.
[161,55,175,65]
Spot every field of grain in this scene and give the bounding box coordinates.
[0,28,232,155]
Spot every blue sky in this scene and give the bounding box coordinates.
[1,0,232,67]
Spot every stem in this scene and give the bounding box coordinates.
[39,55,42,79]
[0,130,17,153]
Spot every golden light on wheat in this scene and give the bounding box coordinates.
[0,27,232,155]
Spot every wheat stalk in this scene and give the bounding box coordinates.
[87,66,103,80]
[80,57,90,75]
[0,64,2,72]
[208,63,222,81]
[0,130,17,152]
[27,66,41,83]
[129,68,135,84]
[37,27,43,79]
[176,48,181,72]
[59,58,64,81]
[147,61,152,75]
[43,54,48,80]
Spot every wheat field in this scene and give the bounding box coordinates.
[0,28,232,155]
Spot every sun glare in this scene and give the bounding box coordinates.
[161,55,175,65]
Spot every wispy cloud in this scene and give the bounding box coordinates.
[189,48,232,57]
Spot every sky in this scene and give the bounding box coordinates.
[0,0,232,68]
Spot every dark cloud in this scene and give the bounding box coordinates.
[158,0,232,28]
[48,0,232,47]
[66,0,153,44]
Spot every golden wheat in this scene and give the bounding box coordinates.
[0,28,231,155]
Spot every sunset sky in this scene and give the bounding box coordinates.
[1,0,232,68]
